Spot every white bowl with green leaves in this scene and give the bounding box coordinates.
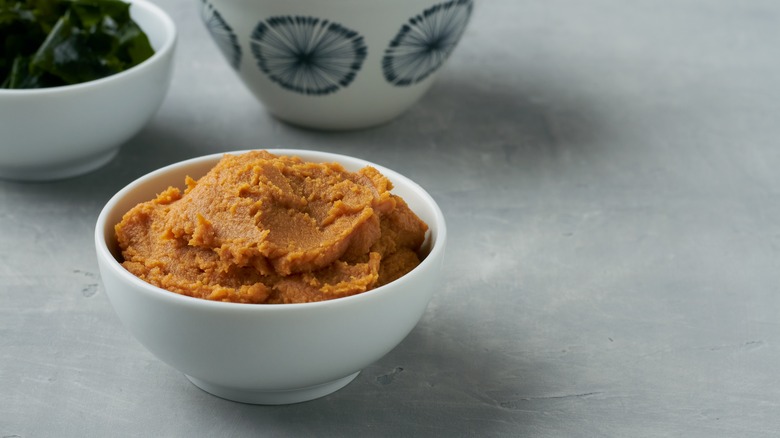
[0,0,176,181]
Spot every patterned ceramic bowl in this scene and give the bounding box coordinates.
[199,0,473,130]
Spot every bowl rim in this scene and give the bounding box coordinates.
[95,149,447,312]
[0,0,176,96]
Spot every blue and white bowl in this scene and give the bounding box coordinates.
[199,0,473,130]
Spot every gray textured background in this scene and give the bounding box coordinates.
[2,0,780,436]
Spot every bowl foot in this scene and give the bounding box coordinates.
[0,146,120,182]
[185,371,360,405]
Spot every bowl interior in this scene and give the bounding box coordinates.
[99,156,217,262]
[97,149,446,303]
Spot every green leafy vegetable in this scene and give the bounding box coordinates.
[1,0,154,89]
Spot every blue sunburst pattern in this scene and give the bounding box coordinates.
[200,0,242,69]
[250,16,368,96]
[383,0,473,86]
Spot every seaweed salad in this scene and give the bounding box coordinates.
[0,0,155,88]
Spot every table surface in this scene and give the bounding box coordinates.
[3,0,780,436]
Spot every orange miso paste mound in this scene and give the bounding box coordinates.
[115,150,429,304]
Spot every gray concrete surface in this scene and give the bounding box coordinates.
[2,0,780,436]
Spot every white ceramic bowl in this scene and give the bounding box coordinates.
[199,0,473,130]
[0,0,176,181]
[95,149,447,404]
